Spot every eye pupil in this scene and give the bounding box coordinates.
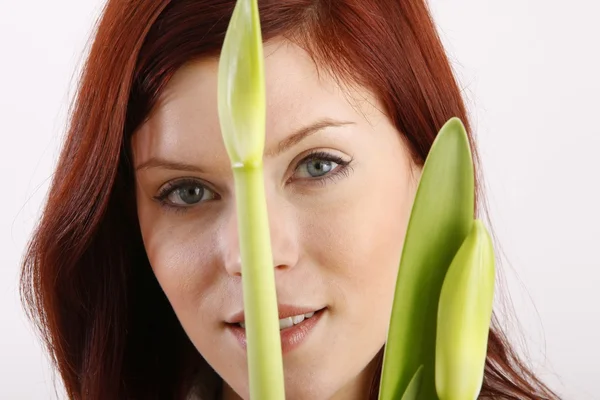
[307,160,333,177]
[177,185,203,204]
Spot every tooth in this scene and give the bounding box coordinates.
[292,314,305,325]
[242,313,314,330]
[279,317,294,330]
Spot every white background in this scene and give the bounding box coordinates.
[1,0,598,398]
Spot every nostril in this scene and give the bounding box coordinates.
[273,262,297,273]
[223,253,243,276]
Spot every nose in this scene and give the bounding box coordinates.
[221,189,299,277]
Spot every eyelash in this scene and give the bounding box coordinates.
[154,150,354,212]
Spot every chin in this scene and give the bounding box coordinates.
[225,382,335,400]
[283,380,337,400]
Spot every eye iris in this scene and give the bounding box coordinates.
[307,159,334,177]
[176,185,203,204]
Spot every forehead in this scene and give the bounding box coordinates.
[133,39,377,164]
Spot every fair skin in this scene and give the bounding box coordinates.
[132,39,419,400]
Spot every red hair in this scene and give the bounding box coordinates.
[21,0,560,398]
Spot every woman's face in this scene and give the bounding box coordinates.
[133,39,418,400]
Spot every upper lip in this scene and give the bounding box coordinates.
[226,304,324,324]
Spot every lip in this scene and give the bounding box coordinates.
[226,308,326,354]
[226,305,325,324]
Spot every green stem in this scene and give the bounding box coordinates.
[233,163,285,399]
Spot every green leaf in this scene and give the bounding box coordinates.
[435,220,495,400]
[379,117,475,400]
[400,365,425,400]
[217,1,285,399]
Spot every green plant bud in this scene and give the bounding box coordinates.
[435,220,495,400]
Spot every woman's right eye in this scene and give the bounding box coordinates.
[155,179,218,208]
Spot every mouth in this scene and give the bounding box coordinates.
[226,307,326,354]
[238,310,319,330]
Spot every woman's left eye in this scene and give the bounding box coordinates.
[293,151,353,183]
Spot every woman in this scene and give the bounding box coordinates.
[21,0,561,399]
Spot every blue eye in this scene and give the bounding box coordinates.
[295,151,350,180]
[169,185,205,205]
[155,179,217,207]
[300,159,336,178]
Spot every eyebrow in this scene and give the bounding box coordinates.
[264,118,354,157]
[135,118,354,172]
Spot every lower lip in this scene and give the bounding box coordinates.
[227,309,325,354]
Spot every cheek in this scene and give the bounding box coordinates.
[136,201,223,326]
[306,162,415,326]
